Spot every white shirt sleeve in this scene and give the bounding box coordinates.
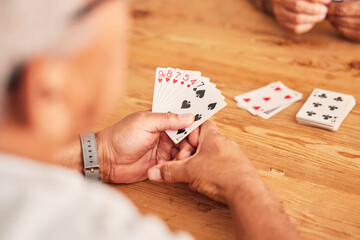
[0,154,193,240]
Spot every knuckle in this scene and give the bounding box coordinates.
[162,112,176,120]
[273,6,281,17]
[138,111,150,119]
[217,138,240,158]
[207,121,217,129]
[335,6,346,15]
[208,138,222,152]
[162,164,173,182]
[293,14,303,24]
[225,138,239,150]
[293,1,302,12]
[183,161,192,179]
[208,134,233,152]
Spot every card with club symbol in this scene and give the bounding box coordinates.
[296,89,356,131]
[235,82,303,119]
[152,67,227,143]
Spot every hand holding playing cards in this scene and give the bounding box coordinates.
[328,1,360,42]
[148,121,302,240]
[272,0,330,34]
[96,111,198,183]
[148,121,255,203]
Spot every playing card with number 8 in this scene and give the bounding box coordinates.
[152,67,226,143]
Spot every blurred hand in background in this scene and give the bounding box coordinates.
[328,1,360,42]
[272,0,330,34]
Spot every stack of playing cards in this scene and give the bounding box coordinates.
[296,89,356,131]
[152,67,227,143]
[234,82,303,119]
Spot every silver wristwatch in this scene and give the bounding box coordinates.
[80,132,101,183]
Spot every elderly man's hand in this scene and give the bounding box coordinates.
[96,111,199,183]
[148,121,257,204]
[273,0,330,34]
[328,1,360,42]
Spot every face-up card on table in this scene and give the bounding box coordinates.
[235,82,300,116]
[296,88,356,131]
[258,89,303,119]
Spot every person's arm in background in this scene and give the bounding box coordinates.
[327,1,360,42]
[148,121,301,240]
[55,111,198,183]
[248,0,330,34]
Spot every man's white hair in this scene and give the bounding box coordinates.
[0,0,83,116]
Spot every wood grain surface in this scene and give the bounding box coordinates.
[99,0,360,239]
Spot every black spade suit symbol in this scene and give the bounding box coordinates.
[208,102,217,110]
[177,129,187,135]
[181,100,191,109]
[194,114,202,121]
[196,90,205,98]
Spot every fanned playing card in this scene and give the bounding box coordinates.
[296,89,356,131]
[152,67,227,143]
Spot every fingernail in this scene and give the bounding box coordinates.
[183,150,192,159]
[178,113,194,122]
[320,6,328,14]
[148,168,161,181]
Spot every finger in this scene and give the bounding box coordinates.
[156,132,174,164]
[148,160,190,183]
[278,6,326,24]
[328,16,360,30]
[328,2,360,17]
[177,139,195,160]
[188,128,200,148]
[279,21,315,33]
[171,147,179,160]
[305,0,330,4]
[142,112,194,133]
[336,26,360,42]
[199,121,218,136]
[282,0,328,15]
[198,121,219,145]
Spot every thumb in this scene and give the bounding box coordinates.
[148,160,190,183]
[144,112,194,133]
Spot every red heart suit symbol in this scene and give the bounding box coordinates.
[284,95,292,99]
[173,79,177,83]
[263,97,270,101]
[253,106,261,110]
[274,87,281,91]
[243,98,251,102]
[158,78,162,83]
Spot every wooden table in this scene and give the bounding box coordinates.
[101,0,360,239]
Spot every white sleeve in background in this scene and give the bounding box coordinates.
[0,154,193,240]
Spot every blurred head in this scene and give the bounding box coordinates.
[0,0,129,144]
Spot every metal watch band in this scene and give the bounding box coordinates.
[80,132,101,183]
